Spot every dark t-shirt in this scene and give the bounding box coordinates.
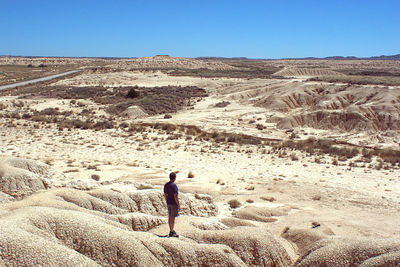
[164,181,178,205]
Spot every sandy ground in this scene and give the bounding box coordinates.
[1,65,400,265]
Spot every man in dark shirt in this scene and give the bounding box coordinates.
[163,172,180,237]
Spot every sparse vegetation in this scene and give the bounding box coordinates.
[214,101,230,108]
[308,75,400,86]
[290,153,299,161]
[312,195,322,201]
[91,174,100,181]
[228,199,241,209]
[261,196,276,202]
[168,63,284,79]
[245,185,255,190]
[126,87,140,98]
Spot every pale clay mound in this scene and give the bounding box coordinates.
[219,78,400,131]
[0,206,246,266]
[264,84,400,131]
[273,67,344,77]
[106,55,238,70]
[120,105,148,119]
[281,224,336,255]
[0,147,398,266]
[282,224,400,266]
[294,237,400,267]
[0,186,292,266]
[0,156,52,199]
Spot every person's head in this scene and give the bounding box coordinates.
[169,172,176,181]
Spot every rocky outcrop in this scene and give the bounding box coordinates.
[183,227,294,266]
[281,224,400,266]
[120,105,148,119]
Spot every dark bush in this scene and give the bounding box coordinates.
[39,108,60,116]
[119,122,130,128]
[126,88,140,98]
[215,101,230,108]
[22,113,32,119]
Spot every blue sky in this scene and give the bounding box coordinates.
[1,0,399,58]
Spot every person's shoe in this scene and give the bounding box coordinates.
[169,231,179,238]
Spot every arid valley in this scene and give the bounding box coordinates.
[0,55,399,266]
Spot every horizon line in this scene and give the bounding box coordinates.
[1,53,399,61]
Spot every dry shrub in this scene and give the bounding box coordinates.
[308,75,400,86]
[228,199,241,209]
[119,122,129,128]
[167,133,181,140]
[261,196,276,202]
[375,159,384,170]
[214,101,230,108]
[126,88,140,98]
[91,174,100,181]
[186,126,201,136]
[290,153,299,161]
[214,136,226,143]
[39,108,60,116]
[378,148,400,165]
[162,123,177,132]
[256,124,264,130]
[163,114,172,119]
[312,195,322,201]
[281,138,360,159]
[245,185,255,191]
[188,171,195,178]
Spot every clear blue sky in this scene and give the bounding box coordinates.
[1,0,399,58]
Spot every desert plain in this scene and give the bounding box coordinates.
[0,55,399,266]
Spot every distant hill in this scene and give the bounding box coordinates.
[2,54,400,61]
[323,56,359,60]
[321,54,400,60]
[197,54,400,61]
[196,57,258,61]
[367,54,400,60]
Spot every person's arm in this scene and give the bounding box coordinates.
[163,185,167,203]
[174,193,180,211]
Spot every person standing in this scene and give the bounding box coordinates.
[164,172,180,237]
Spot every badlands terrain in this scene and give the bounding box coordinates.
[0,55,400,266]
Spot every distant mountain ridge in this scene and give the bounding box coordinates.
[1,54,399,61]
[197,54,400,61]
